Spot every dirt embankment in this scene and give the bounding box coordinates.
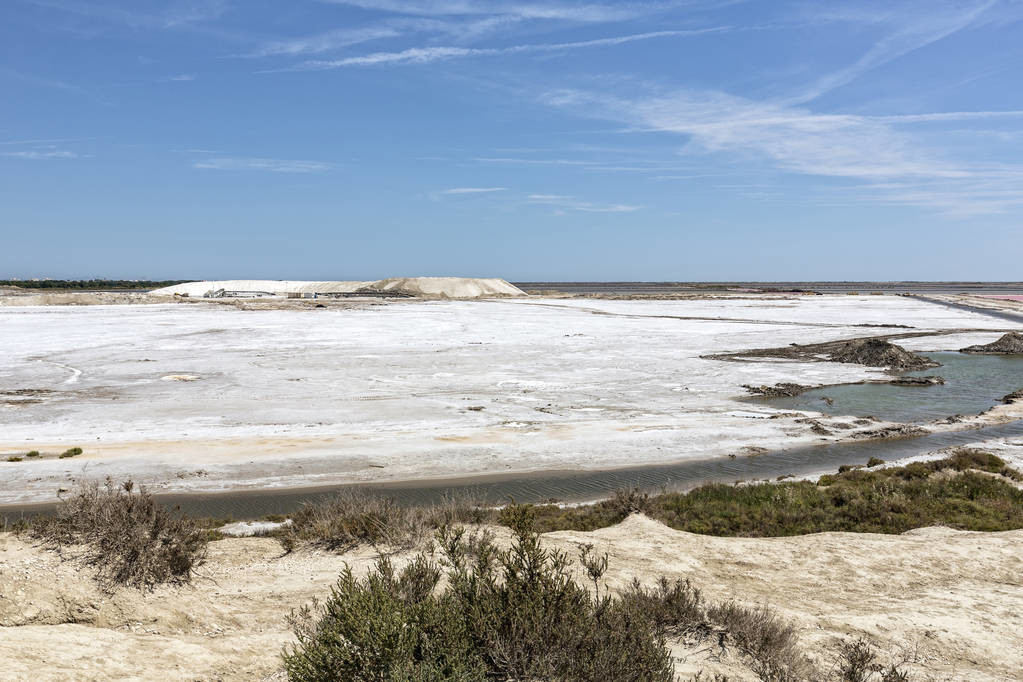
[1003,389,1023,404]
[2,516,1022,681]
[711,335,938,371]
[0,291,155,306]
[961,331,1023,354]
[733,335,943,400]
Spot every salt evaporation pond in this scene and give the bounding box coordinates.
[18,350,1009,520]
[755,352,1023,423]
[3,338,1022,521]
[146,419,1023,519]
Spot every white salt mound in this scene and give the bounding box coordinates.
[150,277,524,299]
[150,280,372,297]
[358,277,524,298]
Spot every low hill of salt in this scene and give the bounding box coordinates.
[357,277,524,298]
[150,280,372,297]
[150,277,524,299]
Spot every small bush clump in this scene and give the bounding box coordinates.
[31,478,208,589]
[281,503,905,681]
[837,638,910,682]
[509,488,653,533]
[283,505,674,681]
[59,447,83,459]
[278,489,490,552]
[866,457,885,468]
[6,456,22,462]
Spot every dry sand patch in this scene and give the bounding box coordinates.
[2,516,1021,680]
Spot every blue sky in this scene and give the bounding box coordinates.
[2,0,1022,281]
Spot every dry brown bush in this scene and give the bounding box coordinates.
[31,478,208,589]
[279,489,490,552]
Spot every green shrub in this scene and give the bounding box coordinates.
[59,447,83,459]
[6,456,22,462]
[515,489,652,533]
[523,452,1023,538]
[26,450,40,458]
[31,479,208,589]
[866,457,885,468]
[283,505,674,681]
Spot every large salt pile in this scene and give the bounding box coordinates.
[357,277,524,298]
[150,277,525,299]
[150,280,371,297]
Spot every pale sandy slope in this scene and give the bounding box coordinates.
[2,516,1021,681]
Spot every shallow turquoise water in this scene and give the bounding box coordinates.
[760,352,1023,423]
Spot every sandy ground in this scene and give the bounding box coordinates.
[924,294,1023,317]
[2,515,1021,681]
[1,295,1021,504]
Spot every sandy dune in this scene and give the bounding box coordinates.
[2,516,1021,681]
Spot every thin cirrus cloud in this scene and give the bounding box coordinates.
[538,86,1023,215]
[193,157,333,173]
[247,25,404,58]
[248,16,528,58]
[318,0,645,22]
[19,0,230,30]
[1,149,79,160]
[287,28,729,70]
[526,193,642,213]
[788,0,999,104]
[439,187,507,194]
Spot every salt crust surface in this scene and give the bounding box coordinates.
[0,295,1017,503]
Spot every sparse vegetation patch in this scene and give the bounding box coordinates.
[277,489,488,553]
[283,504,910,682]
[524,449,1023,536]
[30,479,208,589]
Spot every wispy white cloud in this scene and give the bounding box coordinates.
[791,1,998,103]
[543,88,969,179]
[288,28,728,70]
[2,149,78,160]
[540,86,1023,214]
[870,110,1023,123]
[248,26,403,58]
[439,186,507,194]
[318,1,643,23]
[20,0,230,30]
[247,15,534,58]
[527,193,641,212]
[0,137,92,146]
[476,157,601,166]
[194,157,333,173]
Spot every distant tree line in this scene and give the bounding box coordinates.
[0,279,188,290]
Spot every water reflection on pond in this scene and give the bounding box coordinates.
[755,352,1023,423]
